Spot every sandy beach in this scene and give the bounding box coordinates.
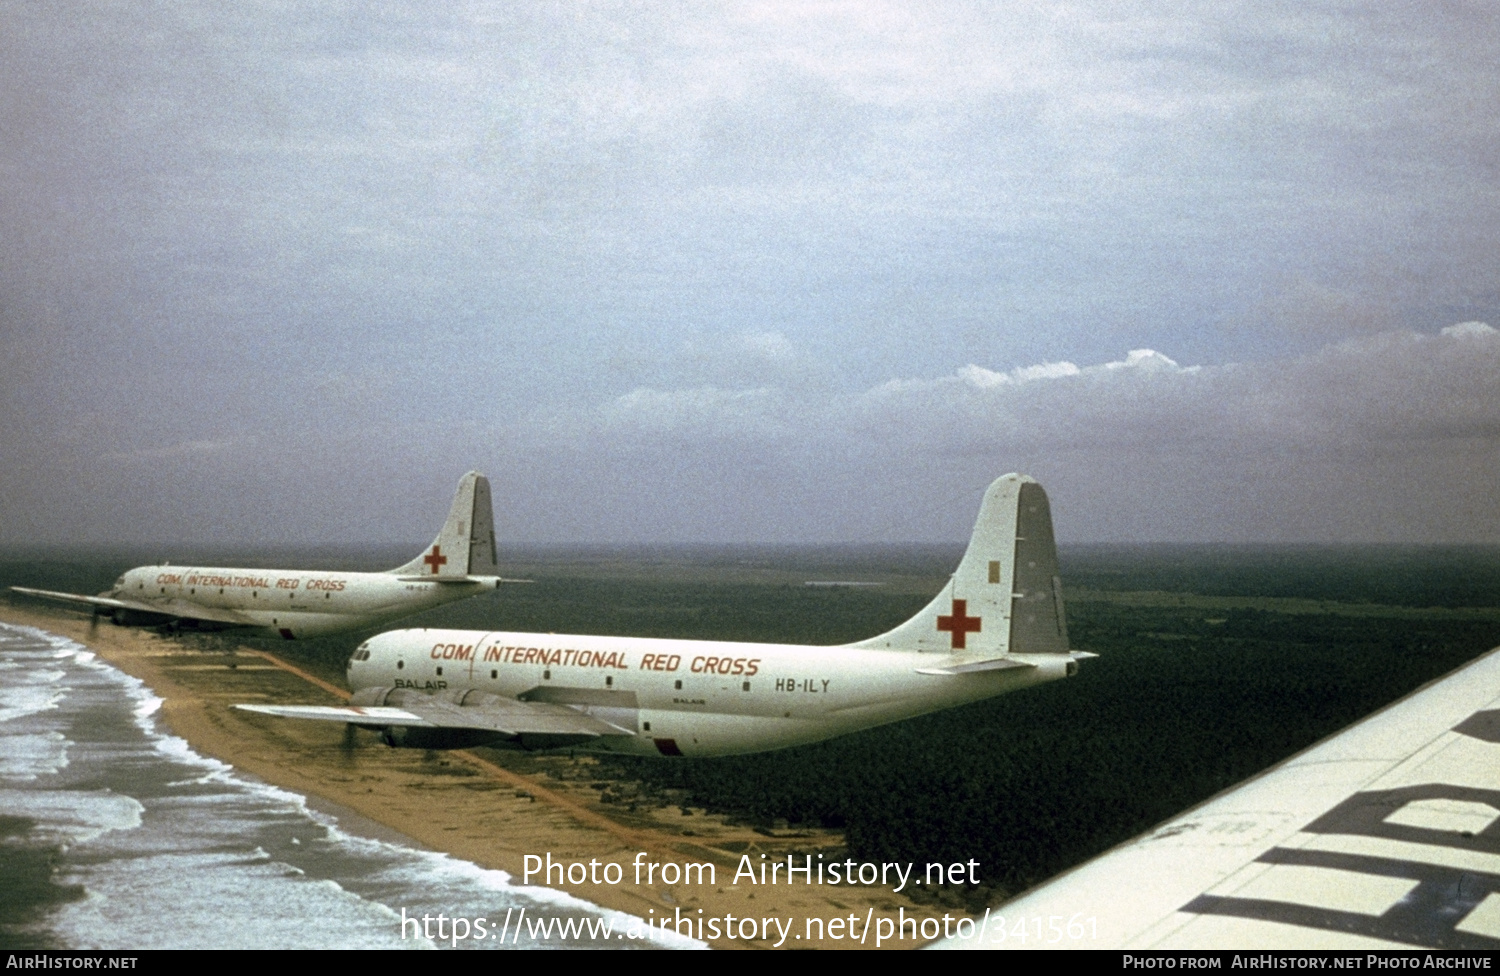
[0,602,970,950]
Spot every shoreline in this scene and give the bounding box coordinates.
[0,602,954,949]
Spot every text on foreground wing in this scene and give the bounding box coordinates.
[938,644,1500,950]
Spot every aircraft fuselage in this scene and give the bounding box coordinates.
[113,566,498,639]
[12,471,510,639]
[348,628,1074,757]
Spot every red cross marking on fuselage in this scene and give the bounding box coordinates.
[423,545,448,575]
[936,599,982,650]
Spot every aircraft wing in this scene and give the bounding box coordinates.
[936,644,1500,951]
[236,694,626,739]
[9,586,255,627]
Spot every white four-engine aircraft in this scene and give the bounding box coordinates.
[238,473,1096,757]
[12,472,515,640]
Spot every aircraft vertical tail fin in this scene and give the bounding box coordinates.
[850,474,1070,656]
[390,472,499,578]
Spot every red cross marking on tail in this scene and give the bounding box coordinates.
[936,599,982,650]
[423,545,448,575]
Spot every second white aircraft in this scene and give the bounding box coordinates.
[241,474,1095,757]
[12,472,515,639]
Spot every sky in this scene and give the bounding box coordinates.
[2,1,1497,546]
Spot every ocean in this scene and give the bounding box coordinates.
[0,623,698,950]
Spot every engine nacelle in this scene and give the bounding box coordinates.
[352,686,543,750]
[377,725,512,750]
[350,686,508,709]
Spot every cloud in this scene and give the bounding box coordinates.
[100,438,248,463]
[517,323,1500,542]
[916,348,1187,392]
[1441,321,1497,339]
[573,322,1500,458]
[602,385,783,438]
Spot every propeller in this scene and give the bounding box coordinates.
[88,607,101,638]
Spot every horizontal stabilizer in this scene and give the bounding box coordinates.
[916,648,1096,675]
[393,575,531,585]
[916,657,1038,676]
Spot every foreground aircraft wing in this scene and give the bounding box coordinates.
[237,694,625,739]
[9,586,254,627]
[937,644,1500,951]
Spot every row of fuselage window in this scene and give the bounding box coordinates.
[393,659,754,694]
[147,582,334,601]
